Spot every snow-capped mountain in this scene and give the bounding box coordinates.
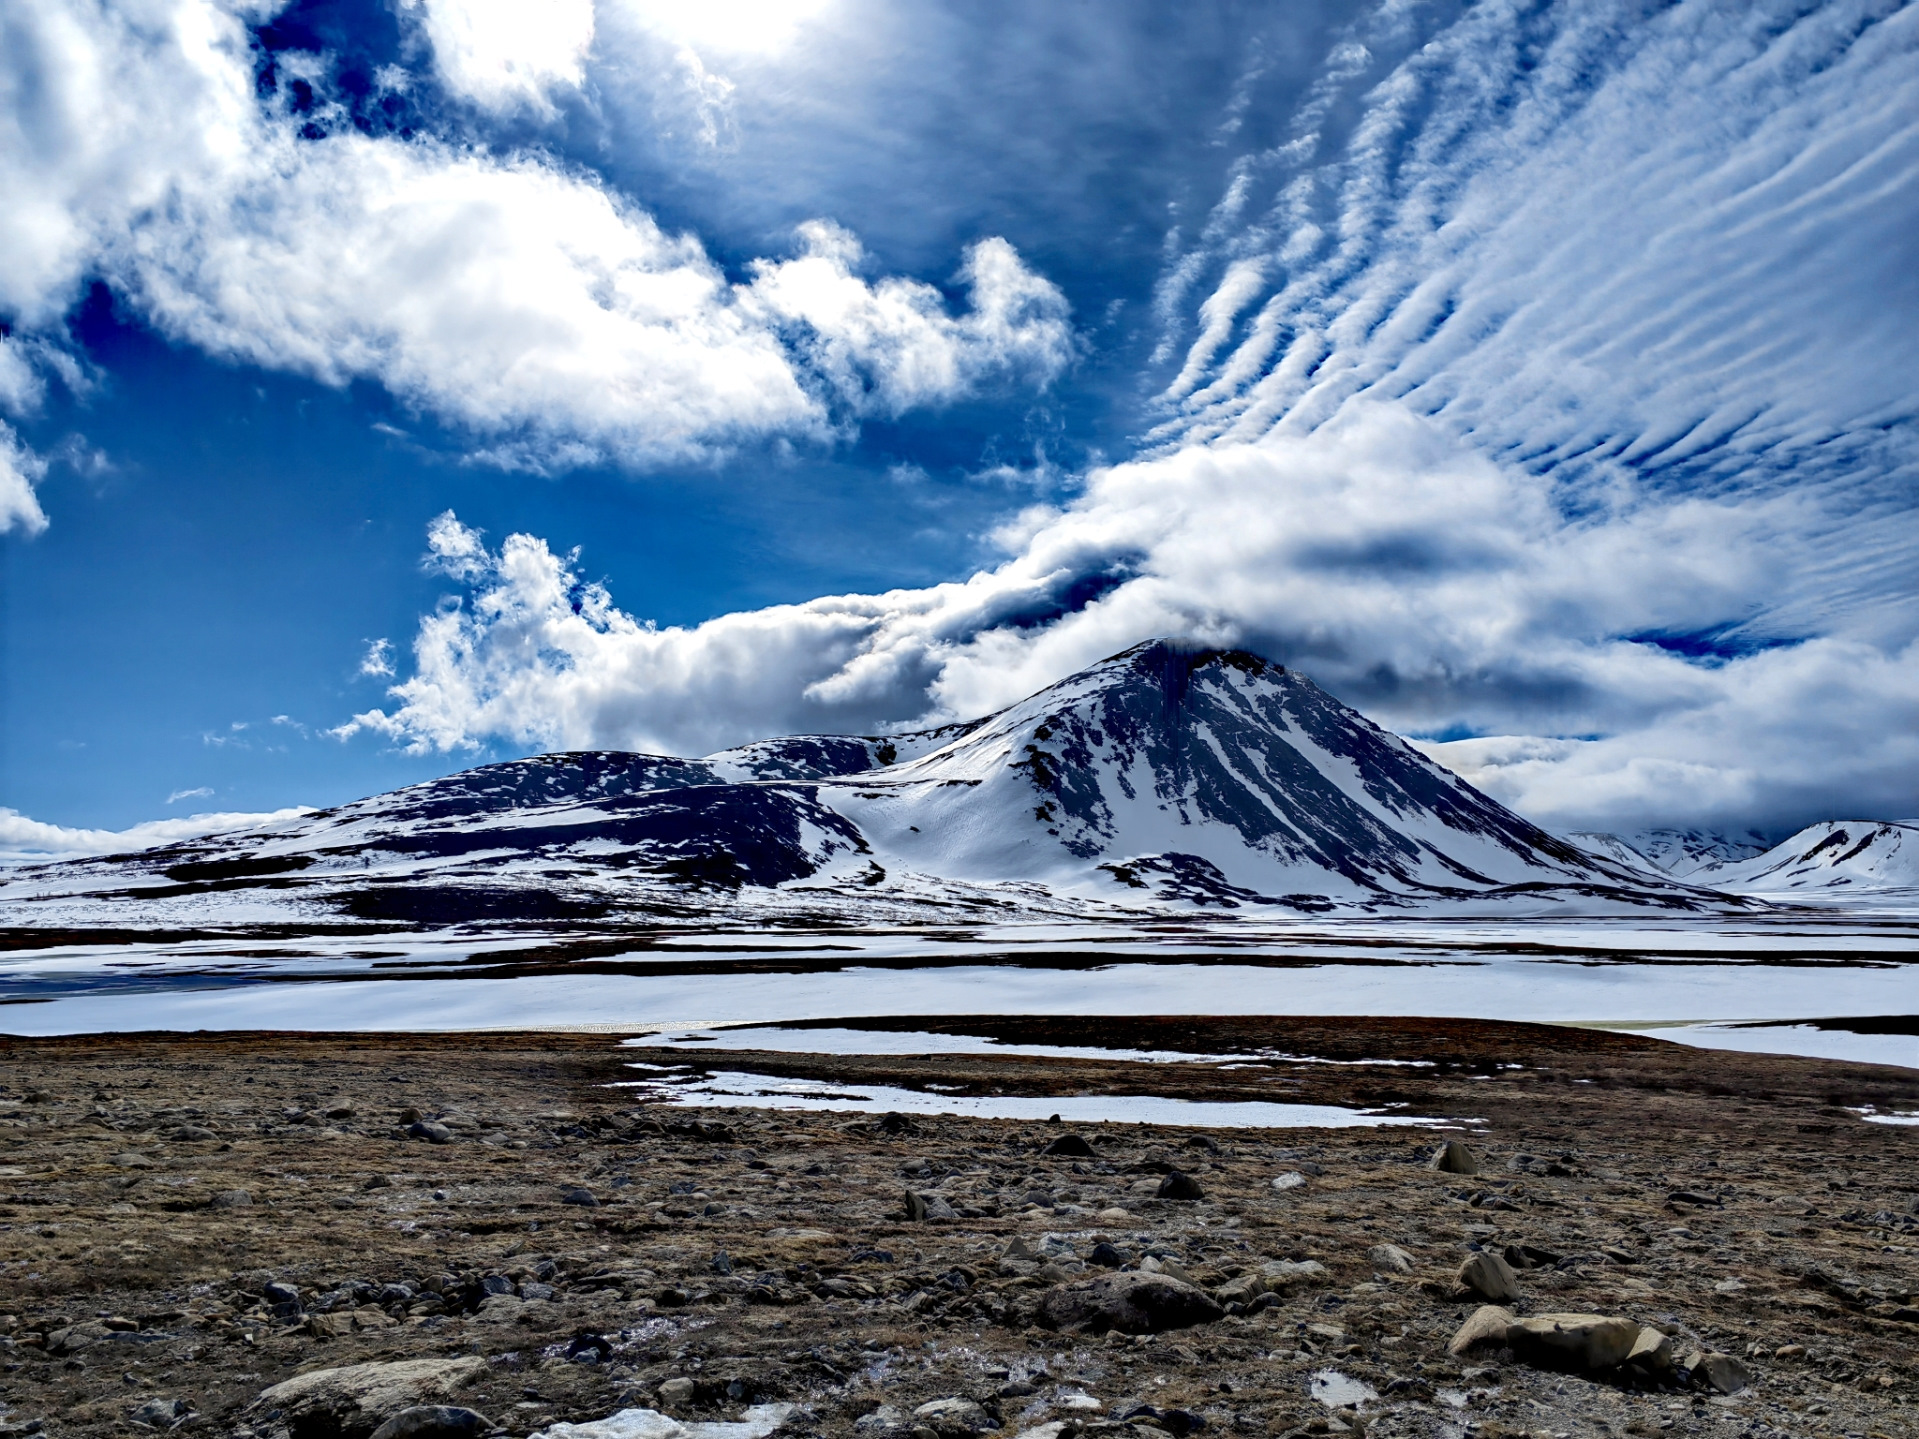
[1706,821,1919,900]
[4,641,1741,928]
[1566,827,1775,880]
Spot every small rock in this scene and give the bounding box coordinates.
[1627,1327,1673,1373]
[559,1186,597,1207]
[1156,1170,1205,1202]
[911,1397,996,1436]
[657,1377,697,1406]
[407,1121,454,1145]
[1774,1344,1806,1360]
[1367,1243,1414,1274]
[262,1281,302,1307]
[110,1152,154,1169]
[1447,1304,1516,1357]
[1095,1207,1131,1223]
[165,1125,217,1142]
[1272,1172,1307,1191]
[1039,1271,1225,1334]
[1088,1241,1128,1269]
[1458,1251,1521,1303]
[1041,1134,1097,1158]
[854,1404,909,1436]
[1429,1140,1479,1175]
[1507,1313,1641,1371]
[128,1398,189,1428]
[368,1406,494,1439]
[211,1189,253,1209]
[1689,1351,1753,1395]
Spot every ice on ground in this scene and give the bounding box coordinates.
[530,1405,796,1439]
[616,1070,1452,1129]
[1655,1022,1919,1071]
[623,1025,1435,1067]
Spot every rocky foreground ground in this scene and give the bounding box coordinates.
[0,1017,1916,1439]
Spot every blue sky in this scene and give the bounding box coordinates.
[2,0,1916,850]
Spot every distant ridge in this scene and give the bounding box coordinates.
[3,640,1755,929]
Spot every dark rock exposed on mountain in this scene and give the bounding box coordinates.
[3,640,1744,925]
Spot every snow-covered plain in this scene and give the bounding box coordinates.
[4,646,1913,1074]
[2,912,1912,1069]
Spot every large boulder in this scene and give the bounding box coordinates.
[1458,1251,1521,1303]
[1508,1313,1641,1371]
[254,1358,487,1439]
[1430,1140,1479,1175]
[1447,1305,1517,1357]
[1038,1272,1225,1335]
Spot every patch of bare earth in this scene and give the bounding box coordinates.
[0,1019,1913,1439]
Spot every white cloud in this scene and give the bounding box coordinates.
[0,805,314,862]
[0,0,1072,474]
[338,399,1919,832]
[0,423,49,535]
[166,786,214,803]
[358,638,396,678]
[744,222,1073,419]
[405,0,596,114]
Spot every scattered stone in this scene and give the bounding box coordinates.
[1041,1135,1097,1158]
[1626,1327,1673,1373]
[1272,1171,1307,1191]
[1156,1170,1205,1202]
[1038,1271,1225,1334]
[559,1186,598,1207]
[1507,1313,1642,1371]
[1687,1350,1753,1395]
[1095,1207,1131,1223]
[1458,1250,1521,1303]
[407,1121,454,1145]
[110,1152,154,1169]
[1447,1304,1517,1357]
[128,1398,189,1427]
[210,1189,253,1208]
[1368,1243,1414,1274]
[1088,1241,1128,1268]
[904,1191,957,1221]
[911,1397,996,1435]
[1430,1140,1479,1175]
[165,1125,217,1142]
[367,1406,494,1439]
[657,1377,696,1406]
[254,1357,486,1438]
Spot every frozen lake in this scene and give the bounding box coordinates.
[2,912,1913,1069]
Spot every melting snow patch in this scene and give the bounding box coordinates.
[530,1403,797,1439]
[1309,1371,1378,1409]
[618,1070,1445,1129]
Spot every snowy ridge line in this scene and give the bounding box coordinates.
[0,640,1840,935]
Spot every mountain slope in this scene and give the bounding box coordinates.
[1708,821,1919,899]
[2,640,1739,927]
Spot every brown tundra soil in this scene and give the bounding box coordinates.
[0,1016,1915,1439]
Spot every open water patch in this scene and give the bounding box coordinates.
[617,1068,1453,1129]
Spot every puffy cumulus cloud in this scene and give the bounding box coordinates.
[405,0,596,114]
[744,222,1074,419]
[0,0,1070,473]
[0,805,314,862]
[0,424,50,536]
[337,400,1918,832]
